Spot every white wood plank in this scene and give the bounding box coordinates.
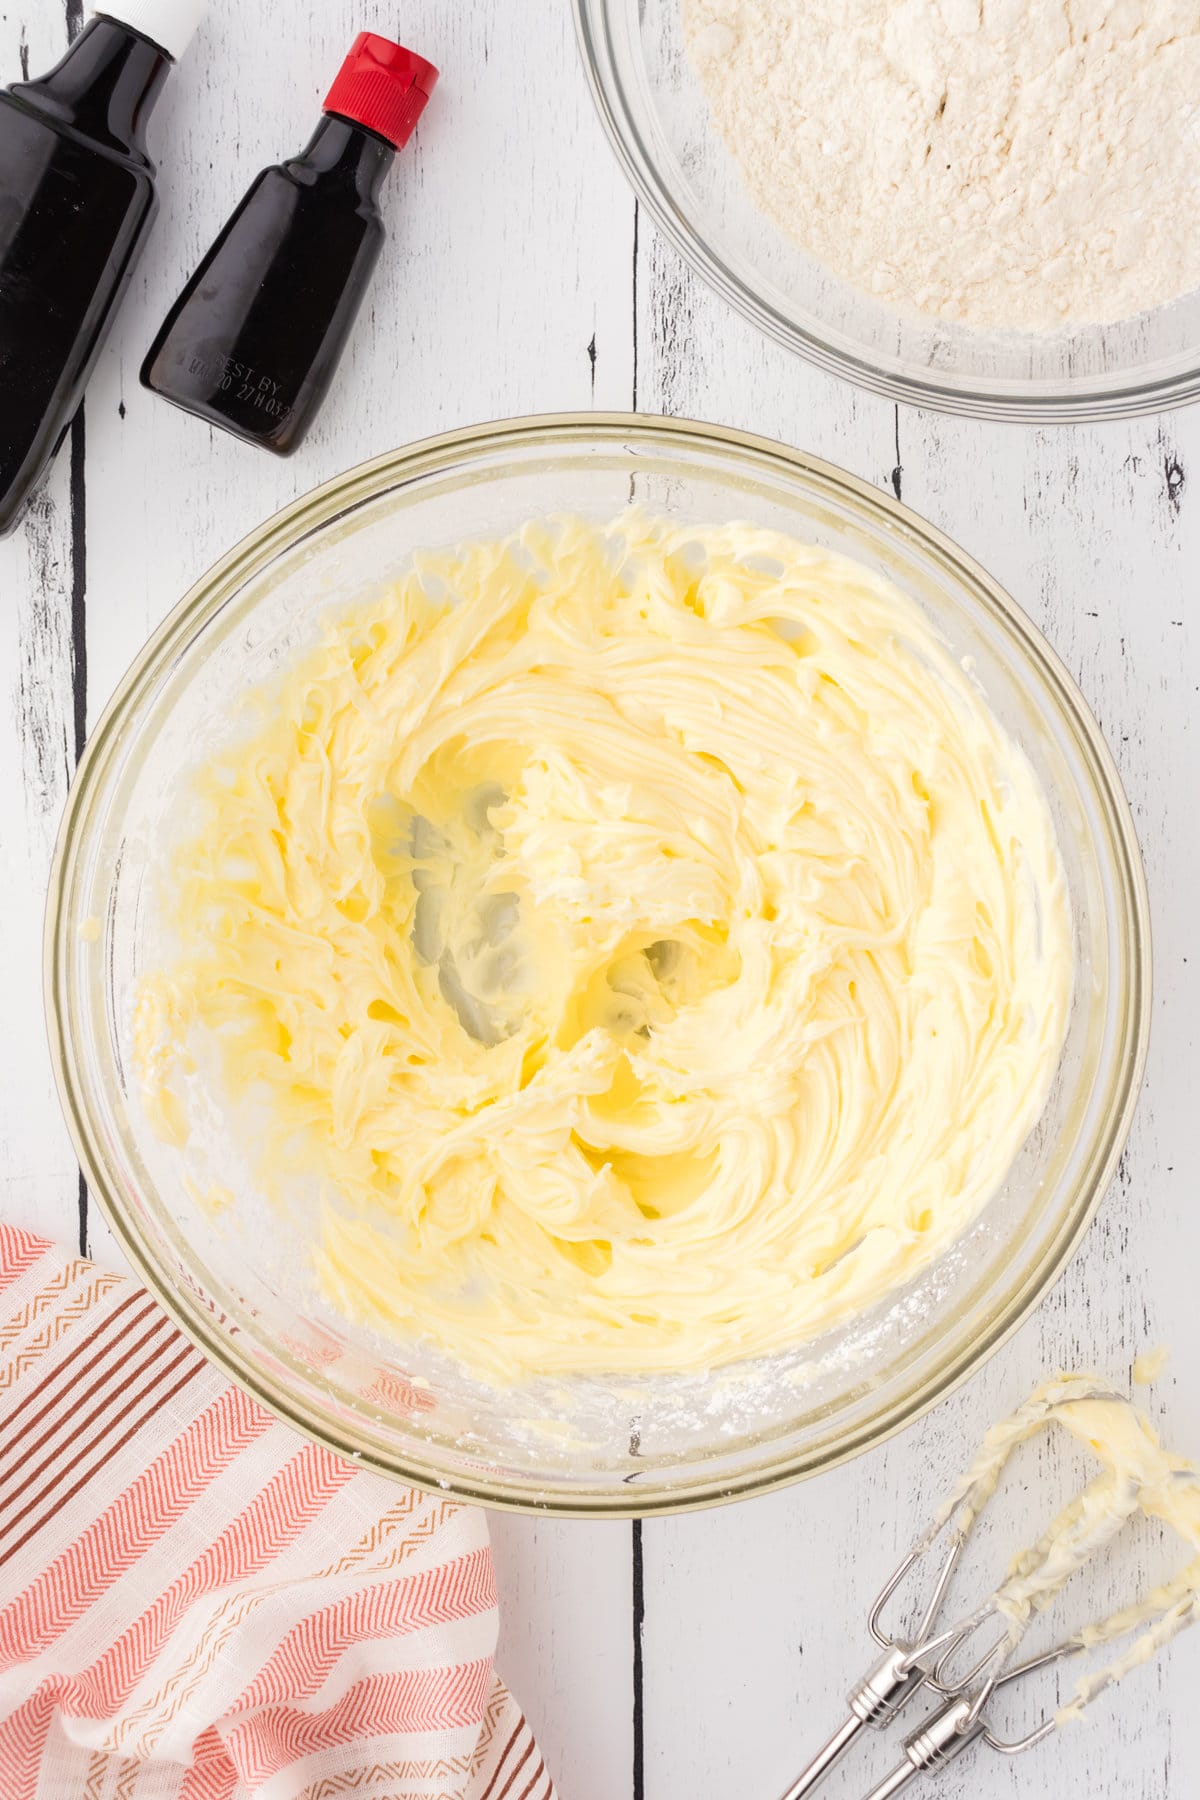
[894,405,1200,1798]
[0,2,87,1256]
[630,229,913,1800]
[489,1516,634,1800]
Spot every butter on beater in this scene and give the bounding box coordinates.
[1133,1345,1171,1386]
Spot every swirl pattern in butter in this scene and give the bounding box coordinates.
[137,514,1072,1382]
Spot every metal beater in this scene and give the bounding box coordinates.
[778,1374,1200,1799]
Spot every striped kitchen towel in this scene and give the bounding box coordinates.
[0,1226,556,1800]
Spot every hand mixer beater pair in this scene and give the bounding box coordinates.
[779,1373,1200,1799]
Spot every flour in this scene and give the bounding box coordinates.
[682,0,1200,331]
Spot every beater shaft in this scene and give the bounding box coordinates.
[778,1646,924,1798]
[777,1714,861,1799]
[858,1696,984,1800]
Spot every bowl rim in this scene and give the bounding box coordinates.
[571,0,1200,424]
[44,411,1153,1515]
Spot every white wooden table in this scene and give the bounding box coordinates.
[3,3,1199,1796]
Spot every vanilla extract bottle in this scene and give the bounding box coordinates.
[0,0,204,534]
[141,32,438,454]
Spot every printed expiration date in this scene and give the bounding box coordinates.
[187,355,293,419]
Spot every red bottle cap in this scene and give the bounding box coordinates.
[323,32,439,150]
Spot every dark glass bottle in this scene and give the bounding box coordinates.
[141,33,438,456]
[0,2,203,537]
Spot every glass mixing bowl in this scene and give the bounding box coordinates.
[574,0,1200,422]
[46,415,1149,1514]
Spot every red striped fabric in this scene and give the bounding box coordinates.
[0,1228,556,1800]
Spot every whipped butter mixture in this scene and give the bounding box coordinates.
[137,513,1071,1382]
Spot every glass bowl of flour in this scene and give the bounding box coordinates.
[575,0,1200,421]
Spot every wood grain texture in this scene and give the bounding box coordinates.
[0,1,87,1255]
[489,1515,635,1800]
[2,1,1199,1796]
